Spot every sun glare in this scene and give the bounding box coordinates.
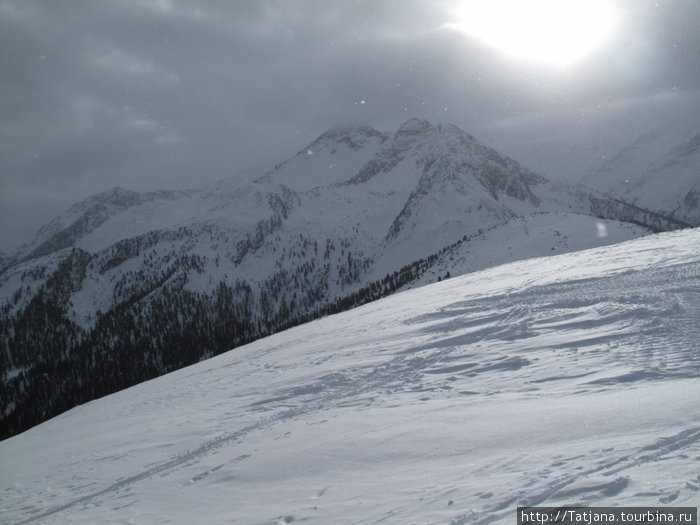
[446,0,618,67]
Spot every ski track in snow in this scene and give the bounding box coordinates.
[1,229,699,524]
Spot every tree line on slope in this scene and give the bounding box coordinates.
[0,236,451,440]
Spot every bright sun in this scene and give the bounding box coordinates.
[446,0,618,67]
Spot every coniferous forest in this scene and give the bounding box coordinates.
[0,231,452,439]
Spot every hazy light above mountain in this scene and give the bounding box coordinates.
[444,0,618,67]
[1,1,699,252]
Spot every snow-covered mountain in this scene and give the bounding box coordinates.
[582,131,700,226]
[2,228,698,524]
[581,132,668,194]
[401,211,652,288]
[0,118,688,438]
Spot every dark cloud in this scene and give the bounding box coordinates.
[1,0,699,251]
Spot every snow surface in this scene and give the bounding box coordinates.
[1,228,699,524]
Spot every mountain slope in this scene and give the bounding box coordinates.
[19,187,193,261]
[402,211,652,287]
[581,132,666,193]
[583,132,700,226]
[0,118,687,438]
[2,228,698,524]
[630,133,700,225]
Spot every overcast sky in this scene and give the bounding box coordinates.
[1,0,699,252]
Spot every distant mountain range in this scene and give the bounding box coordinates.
[0,118,691,438]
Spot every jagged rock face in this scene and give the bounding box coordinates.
[0,118,685,439]
[352,120,545,262]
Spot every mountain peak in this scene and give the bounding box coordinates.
[306,123,388,153]
[68,186,141,212]
[321,123,382,139]
[395,118,432,136]
[392,119,481,152]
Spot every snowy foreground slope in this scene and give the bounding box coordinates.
[2,229,699,524]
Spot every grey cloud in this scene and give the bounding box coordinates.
[1,0,699,251]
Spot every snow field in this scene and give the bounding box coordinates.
[1,228,698,524]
